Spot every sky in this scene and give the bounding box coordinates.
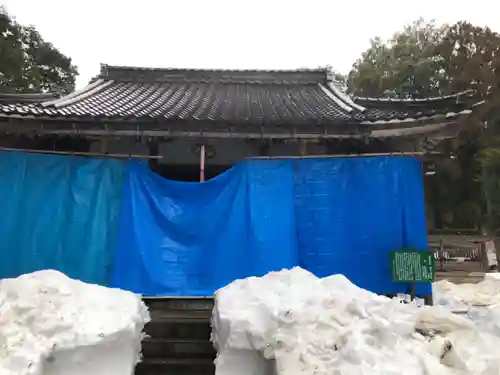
[2,0,499,88]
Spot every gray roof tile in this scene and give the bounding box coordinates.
[0,65,477,130]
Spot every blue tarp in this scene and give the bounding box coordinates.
[0,151,126,285]
[112,156,430,296]
[110,160,298,296]
[293,157,429,295]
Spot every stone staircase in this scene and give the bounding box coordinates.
[136,297,216,375]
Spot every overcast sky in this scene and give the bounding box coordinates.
[2,0,499,88]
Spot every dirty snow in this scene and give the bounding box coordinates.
[434,274,500,336]
[212,267,500,375]
[0,270,150,375]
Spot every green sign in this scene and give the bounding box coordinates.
[389,249,435,282]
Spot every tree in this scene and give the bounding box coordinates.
[438,23,500,237]
[348,19,448,98]
[347,19,492,230]
[0,8,78,94]
[435,22,500,238]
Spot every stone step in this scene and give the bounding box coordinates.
[142,338,215,359]
[149,309,212,321]
[135,358,214,375]
[144,317,211,341]
[144,297,214,312]
[138,297,215,375]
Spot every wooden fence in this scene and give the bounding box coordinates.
[428,234,492,274]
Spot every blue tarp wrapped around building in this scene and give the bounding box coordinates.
[0,151,126,285]
[111,156,430,296]
[110,160,299,296]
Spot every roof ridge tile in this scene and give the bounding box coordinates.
[99,64,330,85]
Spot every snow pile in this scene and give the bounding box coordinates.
[433,277,500,309]
[212,267,500,375]
[0,270,150,375]
[434,274,500,335]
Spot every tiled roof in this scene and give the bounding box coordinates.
[0,92,57,104]
[0,65,476,131]
[354,92,476,124]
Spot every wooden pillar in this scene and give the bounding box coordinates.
[298,139,307,156]
[480,241,489,272]
[100,136,108,154]
[199,143,206,182]
[148,140,159,170]
[258,139,271,157]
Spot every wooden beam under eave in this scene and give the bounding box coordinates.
[0,127,461,141]
[14,128,364,140]
[0,115,471,141]
[369,121,460,139]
